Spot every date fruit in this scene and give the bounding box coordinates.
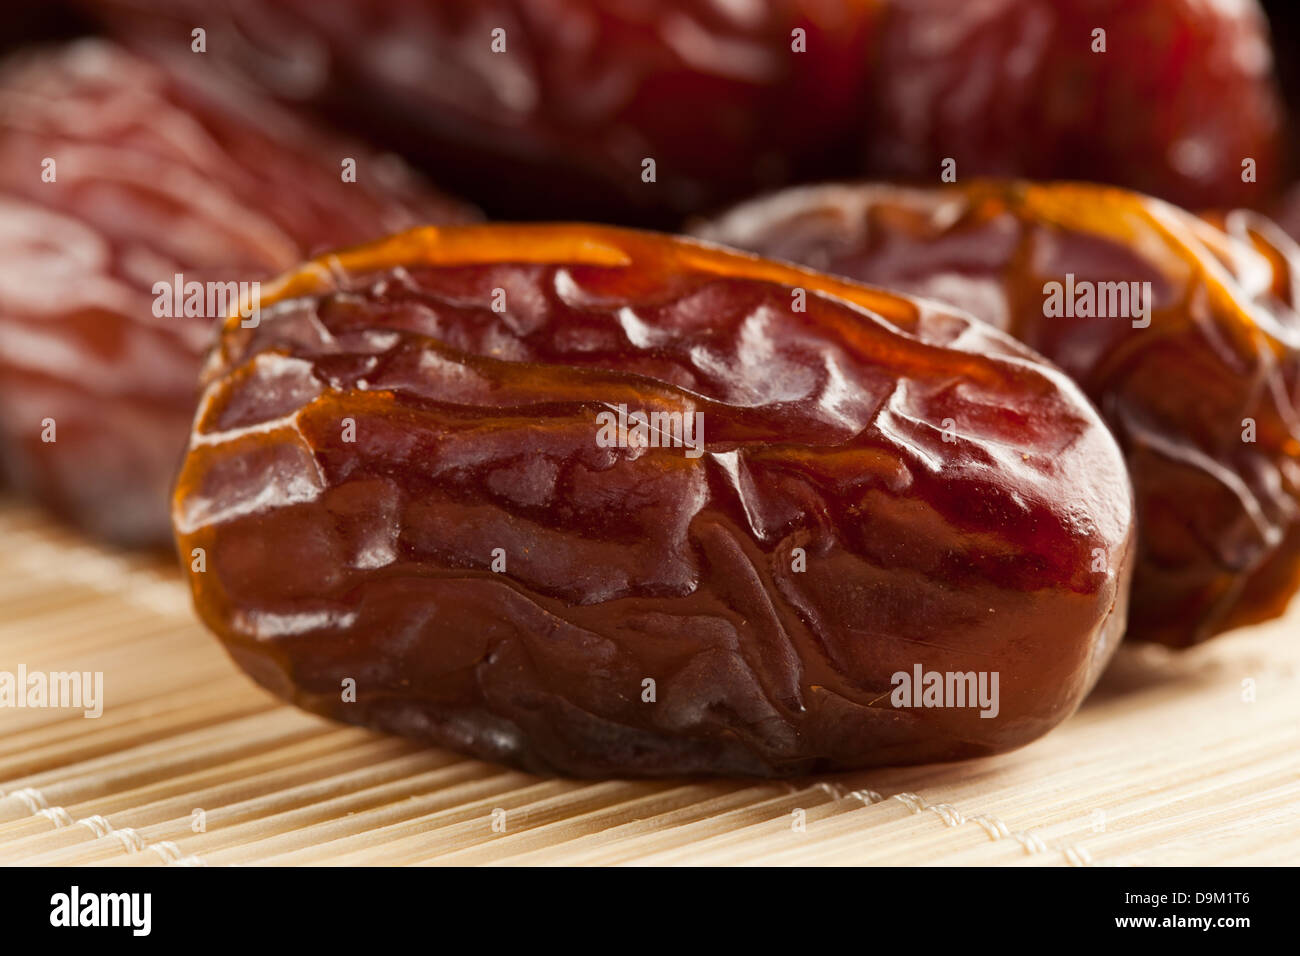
[0,40,477,547]
[867,0,1282,211]
[82,0,1282,220]
[79,0,881,226]
[698,180,1300,646]
[173,224,1134,777]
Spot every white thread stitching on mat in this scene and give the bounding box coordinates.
[1064,845,1094,867]
[112,827,146,854]
[12,787,49,813]
[5,789,210,865]
[785,783,884,805]
[891,791,965,827]
[1012,830,1048,854]
[893,791,1053,853]
[970,814,1010,839]
[3,772,1082,866]
[77,815,112,838]
[849,789,884,805]
[150,841,184,864]
[37,806,73,828]
[827,786,1092,865]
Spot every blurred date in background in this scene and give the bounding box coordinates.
[60,0,1296,225]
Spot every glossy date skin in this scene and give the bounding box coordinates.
[81,0,1282,221]
[174,224,1134,777]
[698,181,1300,646]
[79,0,880,226]
[867,0,1282,211]
[0,40,476,547]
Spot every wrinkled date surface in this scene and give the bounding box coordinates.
[867,0,1282,210]
[174,224,1134,777]
[83,0,1282,220]
[699,181,1300,646]
[0,40,476,547]
[81,0,881,225]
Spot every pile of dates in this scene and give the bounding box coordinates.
[3,0,1299,776]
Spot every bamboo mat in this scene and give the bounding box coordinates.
[0,498,1296,867]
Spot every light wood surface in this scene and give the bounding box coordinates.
[0,498,1296,866]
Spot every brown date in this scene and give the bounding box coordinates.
[866,0,1283,211]
[80,0,1282,221]
[698,180,1300,647]
[173,224,1134,777]
[77,0,881,226]
[0,40,477,547]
